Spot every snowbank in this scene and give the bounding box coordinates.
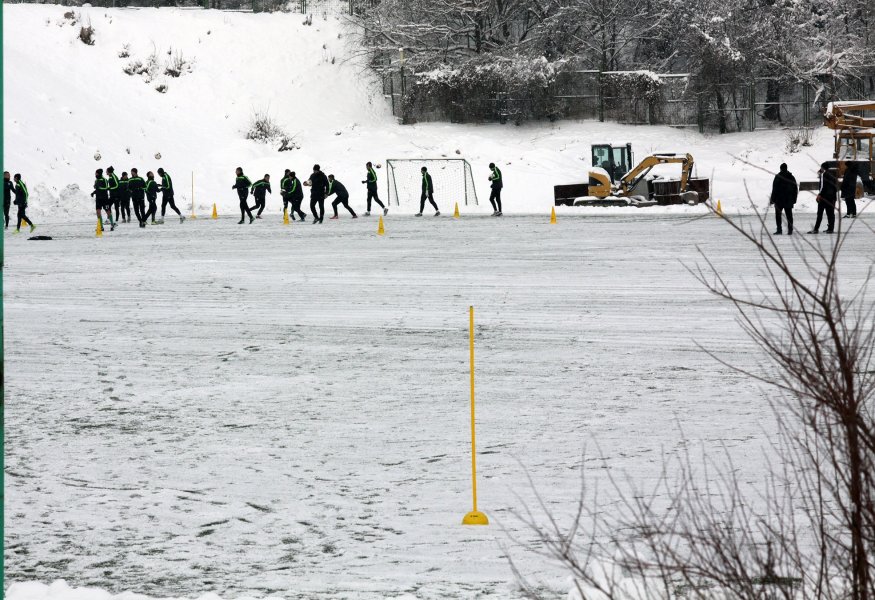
[4,4,850,222]
[7,581,287,600]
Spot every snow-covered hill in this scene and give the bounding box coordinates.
[2,4,846,221]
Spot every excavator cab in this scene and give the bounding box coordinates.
[591,143,633,183]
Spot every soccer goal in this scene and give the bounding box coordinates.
[385,158,479,207]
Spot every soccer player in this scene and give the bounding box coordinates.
[91,168,115,231]
[232,167,254,224]
[417,166,439,217]
[327,175,357,219]
[119,172,132,223]
[4,171,14,229]
[144,171,160,224]
[488,162,503,216]
[129,168,147,227]
[13,174,35,233]
[305,164,329,224]
[107,166,121,223]
[157,167,184,223]
[288,171,306,221]
[251,174,271,219]
[362,161,387,216]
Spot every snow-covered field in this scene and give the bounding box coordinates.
[5,214,875,599]
[2,4,856,223]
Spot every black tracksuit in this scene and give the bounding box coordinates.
[93,177,111,211]
[144,180,159,222]
[420,172,438,213]
[282,176,306,220]
[841,167,858,217]
[364,167,384,212]
[769,168,797,233]
[160,172,181,217]
[489,166,503,213]
[251,179,271,217]
[108,172,121,220]
[4,179,13,228]
[814,170,838,232]
[129,176,146,223]
[328,179,356,217]
[233,175,253,221]
[14,180,33,230]
[309,170,329,221]
[119,178,131,222]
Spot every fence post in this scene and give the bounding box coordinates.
[389,71,395,117]
[803,83,810,127]
[697,94,704,134]
[598,71,605,123]
[749,83,756,132]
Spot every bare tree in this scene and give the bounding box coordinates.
[510,209,875,600]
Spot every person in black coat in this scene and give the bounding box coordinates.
[417,166,439,216]
[808,163,837,234]
[119,172,132,223]
[129,168,147,227]
[305,164,329,224]
[250,174,271,218]
[840,163,858,218]
[232,167,254,224]
[287,170,306,221]
[769,163,797,235]
[91,168,114,230]
[362,162,387,216]
[4,171,13,229]
[488,162,503,216]
[327,175,357,219]
[13,174,35,233]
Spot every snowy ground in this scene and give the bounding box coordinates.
[3,4,855,223]
[5,214,875,599]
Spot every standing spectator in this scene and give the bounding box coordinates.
[4,171,14,229]
[840,162,858,219]
[769,163,797,235]
[808,163,837,234]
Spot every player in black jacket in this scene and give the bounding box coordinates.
[251,175,271,218]
[4,171,13,229]
[305,164,329,224]
[107,166,122,223]
[288,171,305,221]
[809,163,837,234]
[13,174,35,233]
[232,167,254,224]
[144,171,160,224]
[488,162,503,216]
[119,172,132,223]
[157,168,184,223]
[327,175,357,219]
[129,168,147,227]
[417,166,440,216]
[362,162,387,216]
[91,168,115,230]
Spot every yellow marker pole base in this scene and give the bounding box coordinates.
[453,202,460,218]
[283,209,290,225]
[550,206,557,224]
[211,204,218,219]
[716,199,723,217]
[462,511,489,526]
[377,216,385,236]
[190,213,197,219]
[96,218,103,237]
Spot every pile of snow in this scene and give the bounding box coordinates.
[3,4,849,222]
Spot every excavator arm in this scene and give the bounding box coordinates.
[619,153,694,195]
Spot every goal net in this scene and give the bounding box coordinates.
[385,159,479,207]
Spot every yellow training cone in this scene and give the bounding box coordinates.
[550,206,557,224]
[283,209,290,225]
[453,202,460,218]
[212,203,218,219]
[96,217,103,237]
[377,216,385,236]
[716,199,723,217]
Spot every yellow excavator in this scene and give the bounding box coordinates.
[824,101,874,194]
[554,143,710,206]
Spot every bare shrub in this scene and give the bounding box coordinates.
[155,83,168,94]
[786,126,814,153]
[79,21,95,46]
[246,109,291,148]
[123,60,144,76]
[118,44,131,58]
[164,51,192,78]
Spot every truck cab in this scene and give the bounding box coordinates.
[591,143,633,183]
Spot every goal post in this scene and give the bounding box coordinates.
[385,159,479,207]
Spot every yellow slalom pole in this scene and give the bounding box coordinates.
[462,305,488,525]
[190,172,197,218]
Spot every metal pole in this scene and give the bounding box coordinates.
[469,305,477,513]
